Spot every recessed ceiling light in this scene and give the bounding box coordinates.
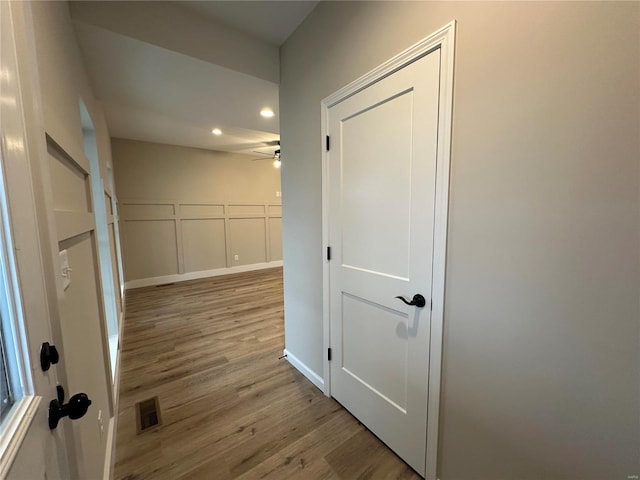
[211,128,222,135]
[260,108,275,118]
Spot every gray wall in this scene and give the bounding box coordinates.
[279,2,639,478]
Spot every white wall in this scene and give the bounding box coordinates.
[280,2,639,478]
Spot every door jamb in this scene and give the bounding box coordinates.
[320,20,456,480]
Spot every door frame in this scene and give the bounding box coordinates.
[320,20,456,479]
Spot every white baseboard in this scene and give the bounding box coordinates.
[124,261,283,289]
[283,349,324,392]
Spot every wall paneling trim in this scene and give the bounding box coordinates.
[121,200,282,288]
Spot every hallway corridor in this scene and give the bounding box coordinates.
[114,268,419,479]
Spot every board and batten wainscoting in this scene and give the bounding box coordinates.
[120,200,282,288]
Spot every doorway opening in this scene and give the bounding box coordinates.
[80,100,119,380]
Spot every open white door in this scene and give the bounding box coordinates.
[2,2,116,478]
[323,23,455,478]
[1,2,69,477]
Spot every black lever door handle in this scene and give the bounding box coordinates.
[395,294,426,308]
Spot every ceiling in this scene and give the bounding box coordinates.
[180,1,318,47]
[71,1,319,156]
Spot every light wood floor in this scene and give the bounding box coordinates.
[114,267,421,479]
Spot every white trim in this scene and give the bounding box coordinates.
[320,104,331,396]
[283,349,324,391]
[104,299,124,480]
[124,261,283,289]
[102,417,116,480]
[0,396,41,478]
[118,297,125,336]
[110,317,122,403]
[425,20,456,480]
[322,21,455,109]
[112,304,124,404]
[320,20,456,480]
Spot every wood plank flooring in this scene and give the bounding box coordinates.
[114,268,421,479]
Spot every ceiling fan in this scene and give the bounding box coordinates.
[250,146,281,168]
[229,139,280,151]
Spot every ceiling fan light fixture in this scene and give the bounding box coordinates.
[273,158,281,168]
[211,128,222,135]
[260,108,275,118]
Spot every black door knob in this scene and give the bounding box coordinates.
[66,393,92,419]
[395,294,427,308]
[49,387,92,430]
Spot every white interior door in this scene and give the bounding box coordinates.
[2,3,115,478]
[1,2,69,477]
[328,49,441,476]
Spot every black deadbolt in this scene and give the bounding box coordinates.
[40,342,60,372]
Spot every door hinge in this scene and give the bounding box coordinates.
[326,135,330,151]
[328,348,332,361]
[327,246,331,261]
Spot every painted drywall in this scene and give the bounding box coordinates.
[280,2,639,478]
[70,1,279,83]
[112,138,282,283]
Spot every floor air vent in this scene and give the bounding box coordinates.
[135,397,162,434]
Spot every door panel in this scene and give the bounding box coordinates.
[329,49,441,475]
[58,233,110,403]
[342,293,409,411]
[48,148,91,212]
[47,137,113,480]
[58,232,111,480]
[341,89,413,279]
